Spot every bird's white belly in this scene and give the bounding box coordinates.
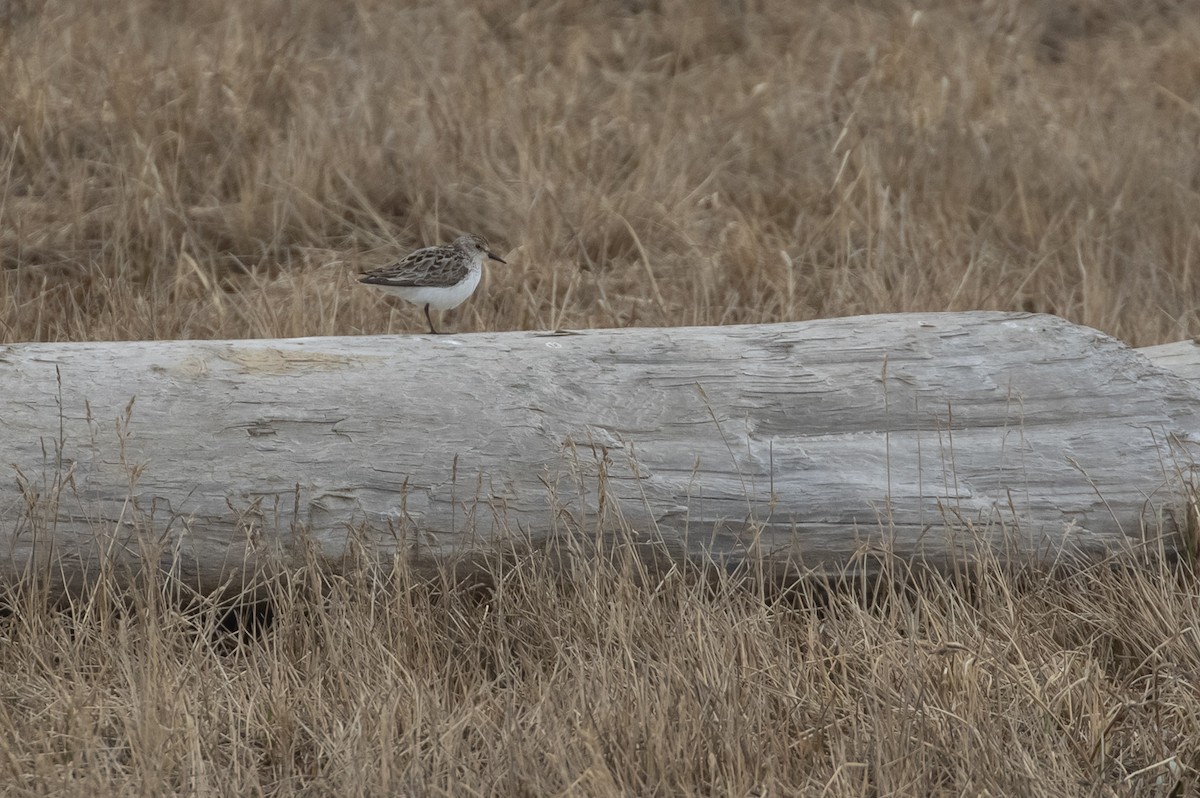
[379,266,482,310]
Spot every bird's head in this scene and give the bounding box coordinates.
[454,234,506,264]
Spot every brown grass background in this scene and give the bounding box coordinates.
[5,0,1200,344]
[3,0,1200,794]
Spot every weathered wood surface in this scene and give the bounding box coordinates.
[1139,339,1200,384]
[2,312,1199,593]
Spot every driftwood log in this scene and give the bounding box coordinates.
[2,312,1199,594]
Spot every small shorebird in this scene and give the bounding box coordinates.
[358,234,506,334]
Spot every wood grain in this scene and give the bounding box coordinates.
[3,312,1198,593]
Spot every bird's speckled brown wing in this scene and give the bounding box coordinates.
[358,244,469,288]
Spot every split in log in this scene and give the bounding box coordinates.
[2,311,1199,596]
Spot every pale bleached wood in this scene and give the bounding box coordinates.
[2,312,1198,595]
[1139,339,1200,384]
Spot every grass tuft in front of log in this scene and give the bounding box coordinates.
[0,521,1196,795]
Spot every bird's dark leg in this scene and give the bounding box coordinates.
[424,304,441,335]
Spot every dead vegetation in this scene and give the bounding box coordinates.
[3,0,1200,794]
[4,0,1200,343]
[1,545,1198,795]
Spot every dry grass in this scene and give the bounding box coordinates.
[4,0,1200,344]
[4,0,1200,794]
[2,548,1199,796]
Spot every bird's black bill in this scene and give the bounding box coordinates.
[487,251,506,264]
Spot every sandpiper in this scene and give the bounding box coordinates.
[358,234,506,334]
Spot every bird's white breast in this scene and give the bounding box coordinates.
[377,261,483,310]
